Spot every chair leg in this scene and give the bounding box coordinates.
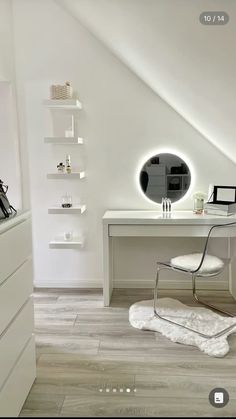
[153,265,236,339]
[192,274,235,317]
[153,265,160,315]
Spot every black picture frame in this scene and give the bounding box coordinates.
[212,185,236,204]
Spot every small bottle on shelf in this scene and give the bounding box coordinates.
[66,154,72,173]
[57,162,65,173]
[65,115,74,138]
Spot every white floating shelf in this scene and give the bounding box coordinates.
[44,137,83,145]
[49,236,84,249]
[43,99,82,109]
[48,205,86,214]
[47,171,85,179]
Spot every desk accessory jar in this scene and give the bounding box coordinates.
[64,231,73,241]
[192,191,207,214]
[61,194,72,208]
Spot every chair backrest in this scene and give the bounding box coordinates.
[196,221,236,274]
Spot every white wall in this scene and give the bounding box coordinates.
[0,0,16,81]
[59,0,236,164]
[12,0,236,288]
[0,1,22,209]
[0,82,21,208]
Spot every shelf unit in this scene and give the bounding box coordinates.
[49,236,84,249]
[166,174,189,177]
[167,173,190,195]
[48,205,86,214]
[44,137,83,145]
[47,171,85,179]
[43,99,82,109]
[44,96,85,250]
[168,189,187,192]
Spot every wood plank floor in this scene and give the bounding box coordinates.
[20,288,236,417]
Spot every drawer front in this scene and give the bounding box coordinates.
[109,224,212,237]
[0,259,33,335]
[0,298,34,390]
[0,218,32,285]
[0,336,36,417]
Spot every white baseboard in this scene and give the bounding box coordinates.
[34,278,228,291]
[34,279,103,288]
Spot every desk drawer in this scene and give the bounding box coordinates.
[0,298,34,390]
[109,224,211,237]
[0,218,32,285]
[0,259,33,335]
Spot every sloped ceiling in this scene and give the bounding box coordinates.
[56,0,236,163]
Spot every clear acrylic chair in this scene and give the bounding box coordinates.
[154,222,236,339]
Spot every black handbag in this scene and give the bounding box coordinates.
[0,180,17,219]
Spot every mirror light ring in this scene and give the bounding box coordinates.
[136,147,195,206]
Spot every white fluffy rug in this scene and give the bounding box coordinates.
[129,298,236,357]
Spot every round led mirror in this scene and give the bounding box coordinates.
[139,153,191,204]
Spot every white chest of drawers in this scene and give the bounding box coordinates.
[0,211,36,417]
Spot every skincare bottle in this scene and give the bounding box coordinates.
[166,198,171,212]
[162,197,165,213]
[66,154,72,174]
[165,198,169,212]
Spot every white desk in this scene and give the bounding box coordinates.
[103,210,236,306]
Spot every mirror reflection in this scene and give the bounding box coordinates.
[139,153,191,204]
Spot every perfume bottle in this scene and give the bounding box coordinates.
[167,198,171,212]
[162,198,171,213]
[162,197,167,213]
[66,154,72,173]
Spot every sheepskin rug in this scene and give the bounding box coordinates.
[129,298,236,357]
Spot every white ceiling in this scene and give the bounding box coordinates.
[56,0,236,163]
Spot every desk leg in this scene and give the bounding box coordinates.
[229,261,236,300]
[103,224,113,306]
[229,238,236,300]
